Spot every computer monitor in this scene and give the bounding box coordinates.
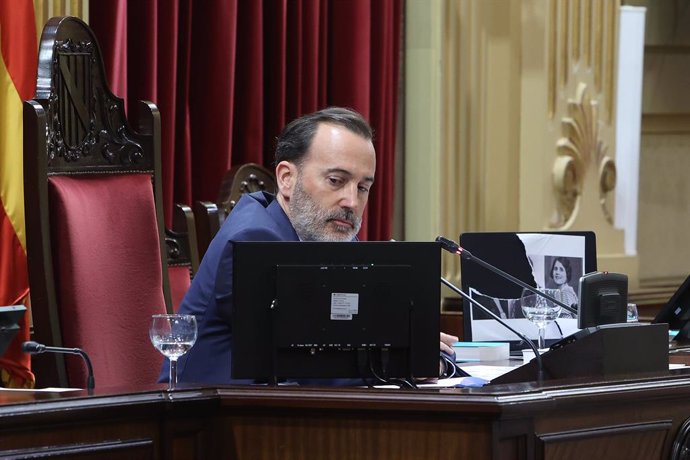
[0,305,26,355]
[231,241,440,383]
[653,274,690,343]
[459,231,597,348]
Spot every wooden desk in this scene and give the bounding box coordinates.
[1,372,690,459]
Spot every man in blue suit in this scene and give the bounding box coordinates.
[160,107,457,385]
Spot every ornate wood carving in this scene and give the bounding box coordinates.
[225,173,268,212]
[98,93,144,166]
[552,82,616,228]
[217,164,277,215]
[47,39,96,162]
[46,39,143,167]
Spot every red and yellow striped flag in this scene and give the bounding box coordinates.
[0,0,37,388]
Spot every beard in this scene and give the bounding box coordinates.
[289,178,362,242]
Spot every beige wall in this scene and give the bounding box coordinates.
[404,0,639,294]
[34,0,89,42]
[624,0,690,283]
[639,134,690,279]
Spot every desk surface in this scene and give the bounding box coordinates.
[1,368,690,459]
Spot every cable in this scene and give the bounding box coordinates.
[367,348,390,385]
[357,348,374,388]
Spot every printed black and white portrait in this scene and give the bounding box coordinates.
[543,255,582,310]
[461,232,591,342]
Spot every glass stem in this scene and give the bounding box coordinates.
[538,327,546,350]
[169,358,178,390]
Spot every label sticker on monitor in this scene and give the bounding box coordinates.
[331,293,358,320]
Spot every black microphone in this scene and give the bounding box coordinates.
[436,236,578,315]
[440,277,545,383]
[22,341,95,391]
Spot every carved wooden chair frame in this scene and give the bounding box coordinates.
[23,16,195,385]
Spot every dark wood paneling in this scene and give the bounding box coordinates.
[0,439,154,459]
[538,422,671,460]
[2,373,690,459]
[223,412,492,460]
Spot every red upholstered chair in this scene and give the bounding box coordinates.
[194,163,276,258]
[22,16,194,388]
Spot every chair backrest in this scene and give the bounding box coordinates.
[217,163,277,216]
[167,204,199,311]
[193,200,222,260]
[194,163,276,258]
[22,16,190,388]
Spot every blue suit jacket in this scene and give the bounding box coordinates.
[159,191,299,385]
[159,191,442,386]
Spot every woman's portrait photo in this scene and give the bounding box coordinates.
[544,256,582,313]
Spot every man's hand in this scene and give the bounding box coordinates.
[440,332,458,355]
[438,332,460,378]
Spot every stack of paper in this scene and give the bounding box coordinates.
[452,342,510,362]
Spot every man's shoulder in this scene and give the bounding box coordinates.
[231,191,275,214]
[220,192,297,242]
[230,192,279,223]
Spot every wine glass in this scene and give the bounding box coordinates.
[520,288,563,350]
[149,314,197,390]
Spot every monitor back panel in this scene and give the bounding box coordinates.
[232,241,440,380]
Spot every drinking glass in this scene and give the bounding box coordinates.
[149,314,197,390]
[520,288,563,350]
[627,303,639,322]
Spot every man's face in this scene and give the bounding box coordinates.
[286,123,376,242]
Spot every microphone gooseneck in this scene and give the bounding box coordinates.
[435,236,578,315]
[440,277,545,383]
[22,341,95,392]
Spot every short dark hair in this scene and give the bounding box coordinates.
[274,107,373,166]
[549,257,572,283]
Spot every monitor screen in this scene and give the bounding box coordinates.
[459,231,597,348]
[653,274,690,343]
[0,305,26,356]
[231,241,440,382]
